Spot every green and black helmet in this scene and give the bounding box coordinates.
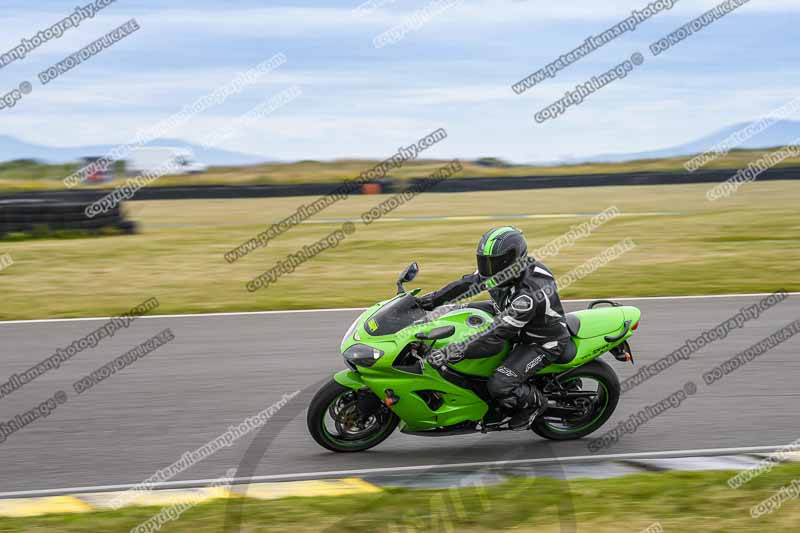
[476,226,528,277]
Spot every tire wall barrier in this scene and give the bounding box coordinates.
[0,198,136,236]
[409,166,800,193]
[0,168,797,203]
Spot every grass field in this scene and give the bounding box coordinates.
[0,180,797,320]
[3,463,800,532]
[0,147,798,191]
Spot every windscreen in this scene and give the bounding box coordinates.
[365,294,427,336]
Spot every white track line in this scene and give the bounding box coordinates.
[0,445,787,499]
[0,307,367,325]
[0,293,795,325]
[301,212,683,224]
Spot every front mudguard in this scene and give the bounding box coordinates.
[333,369,366,390]
[332,369,409,432]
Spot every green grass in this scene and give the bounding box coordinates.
[0,227,125,242]
[0,159,79,182]
[1,147,799,191]
[4,463,800,532]
[0,181,797,320]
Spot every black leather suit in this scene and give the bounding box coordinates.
[418,258,571,410]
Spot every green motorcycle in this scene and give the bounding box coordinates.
[307,262,641,452]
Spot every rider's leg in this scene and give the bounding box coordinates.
[487,340,566,429]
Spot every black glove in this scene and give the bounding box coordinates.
[427,348,464,367]
[427,349,447,366]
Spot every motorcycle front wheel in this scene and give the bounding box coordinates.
[307,379,399,452]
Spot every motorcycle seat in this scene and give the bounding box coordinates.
[565,313,581,337]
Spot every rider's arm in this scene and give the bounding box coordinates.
[490,291,540,339]
[417,271,481,310]
[453,290,541,358]
[452,266,558,358]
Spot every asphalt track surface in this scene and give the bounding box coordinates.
[1,294,798,494]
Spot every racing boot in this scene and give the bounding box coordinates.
[508,385,545,430]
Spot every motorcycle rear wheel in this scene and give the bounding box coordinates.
[532,359,620,441]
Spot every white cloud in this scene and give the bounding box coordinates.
[1,1,797,163]
[126,0,800,39]
[1,0,797,53]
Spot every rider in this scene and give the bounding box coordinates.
[416,227,570,429]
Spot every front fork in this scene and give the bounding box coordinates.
[332,370,391,426]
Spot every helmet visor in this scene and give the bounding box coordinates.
[477,249,517,277]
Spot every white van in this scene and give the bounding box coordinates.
[126,147,207,176]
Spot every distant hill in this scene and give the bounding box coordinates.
[564,119,800,164]
[0,135,267,166]
[3,118,800,167]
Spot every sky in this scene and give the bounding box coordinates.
[0,0,798,163]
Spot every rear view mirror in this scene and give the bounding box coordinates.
[415,325,455,341]
[397,262,419,293]
[400,262,419,282]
